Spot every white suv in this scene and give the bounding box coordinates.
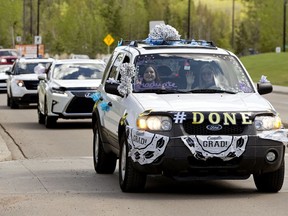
[6,58,54,108]
[37,59,106,128]
[92,26,287,193]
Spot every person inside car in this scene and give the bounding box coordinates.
[142,66,161,84]
[199,63,216,88]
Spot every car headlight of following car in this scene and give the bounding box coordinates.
[254,115,282,131]
[16,80,25,87]
[51,87,67,95]
[137,116,172,131]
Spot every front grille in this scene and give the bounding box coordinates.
[23,80,39,90]
[182,119,246,135]
[0,79,6,83]
[66,96,95,113]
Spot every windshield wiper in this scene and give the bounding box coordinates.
[188,88,236,94]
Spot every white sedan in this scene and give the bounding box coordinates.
[37,59,106,128]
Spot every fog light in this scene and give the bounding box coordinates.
[266,151,276,162]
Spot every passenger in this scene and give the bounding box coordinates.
[199,64,216,88]
[142,66,161,84]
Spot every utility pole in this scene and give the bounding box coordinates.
[187,0,191,39]
[37,0,40,57]
[231,0,235,50]
[284,0,287,52]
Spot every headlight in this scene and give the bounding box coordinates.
[137,116,172,131]
[16,80,25,87]
[255,116,282,131]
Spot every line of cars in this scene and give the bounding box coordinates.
[2,52,106,128]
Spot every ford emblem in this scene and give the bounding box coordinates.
[206,124,223,131]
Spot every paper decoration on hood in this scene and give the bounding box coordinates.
[117,63,136,96]
[146,24,181,45]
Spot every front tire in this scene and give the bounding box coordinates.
[44,100,57,128]
[10,96,19,109]
[7,94,10,106]
[93,121,117,174]
[253,159,285,193]
[119,133,146,192]
[38,103,45,124]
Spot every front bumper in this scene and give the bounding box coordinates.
[126,127,286,180]
[48,90,96,119]
[13,93,38,104]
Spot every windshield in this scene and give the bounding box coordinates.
[0,50,19,57]
[133,53,254,94]
[53,63,105,80]
[15,61,52,75]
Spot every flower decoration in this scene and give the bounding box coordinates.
[90,92,102,102]
[100,102,111,112]
[260,75,270,83]
[117,63,136,96]
[146,24,181,45]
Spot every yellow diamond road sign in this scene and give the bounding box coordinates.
[104,34,114,46]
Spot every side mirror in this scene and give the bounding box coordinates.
[257,82,273,95]
[5,71,11,75]
[38,74,46,81]
[104,82,123,97]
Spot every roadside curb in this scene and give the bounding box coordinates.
[273,85,288,95]
[0,133,12,162]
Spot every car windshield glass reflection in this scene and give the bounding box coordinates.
[53,63,105,80]
[15,62,51,75]
[133,53,254,94]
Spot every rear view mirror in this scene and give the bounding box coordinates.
[257,82,273,95]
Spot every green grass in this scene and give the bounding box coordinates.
[240,52,288,86]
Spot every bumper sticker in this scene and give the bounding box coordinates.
[181,135,248,161]
[126,126,248,164]
[126,127,170,165]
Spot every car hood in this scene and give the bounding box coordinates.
[13,73,39,80]
[52,79,101,88]
[132,93,274,112]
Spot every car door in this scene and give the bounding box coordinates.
[102,52,131,148]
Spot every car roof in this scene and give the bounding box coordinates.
[115,40,232,56]
[53,58,106,65]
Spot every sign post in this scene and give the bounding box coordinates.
[103,34,115,54]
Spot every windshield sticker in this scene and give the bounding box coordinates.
[135,81,177,90]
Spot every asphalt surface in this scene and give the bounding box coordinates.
[0,85,288,162]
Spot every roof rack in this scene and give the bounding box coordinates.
[117,39,216,48]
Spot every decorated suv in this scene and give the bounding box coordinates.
[91,24,287,192]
